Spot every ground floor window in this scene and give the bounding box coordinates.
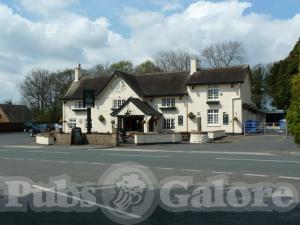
[178,115,183,126]
[163,118,175,130]
[68,118,76,128]
[223,113,229,125]
[207,109,219,125]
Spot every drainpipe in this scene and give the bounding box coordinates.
[232,84,241,135]
[232,98,240,135]
[186,93,189,132]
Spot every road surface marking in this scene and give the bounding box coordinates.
[211,171,233,175]
[89,162,105,165]
[94,148,275,156]
[156,167,173,170]
[277,136,287,143]
[99,153,169,158]
[32,185,141,219]
[279,176,300,180]
[56,160,69,163]
[3,145,42,149]
[243,173,268,177]
[216,157,300,164]
[0,150,8,152]
[181,169,202,172]
[133,165,147,168]
[26,150,70,154]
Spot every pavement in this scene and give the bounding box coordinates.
[0,132,300,224]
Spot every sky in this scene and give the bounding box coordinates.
[0,0,300,102]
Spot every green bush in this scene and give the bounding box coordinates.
[295,132,300,145]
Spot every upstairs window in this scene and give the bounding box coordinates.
[74,101,84,109]
[113,99,125,109]
[162,98,175,107]
[208,85,219,100]
[163,118,175,130]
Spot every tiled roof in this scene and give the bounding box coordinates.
[0,104,32,122]
[187,65,250,85]
[62,66,250,100]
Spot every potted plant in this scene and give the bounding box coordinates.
[233,116,239,122]
[188,112,196,119]
[98,115,105,122]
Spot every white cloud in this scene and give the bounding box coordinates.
[20,0,78,16]
[151,0,183,12]
[0,0,300,101]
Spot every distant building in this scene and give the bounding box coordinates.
[61,61,264,135]
[0,104,32,123]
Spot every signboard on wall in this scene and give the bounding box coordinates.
[83,89,95,108]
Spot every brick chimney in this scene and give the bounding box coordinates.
[190,59,200,75]
[74,64,82,81]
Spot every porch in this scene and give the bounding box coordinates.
[110,97,162,142]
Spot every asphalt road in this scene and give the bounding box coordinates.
[0,133,299,224]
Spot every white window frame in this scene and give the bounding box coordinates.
[207,85,219,100]
[68,118,76,128]
[163,118,175,130]
[207,109,219,125]
[113,99,125,109]
[162,98,175,107]
[178,115,184,126]
[74,101,85,109]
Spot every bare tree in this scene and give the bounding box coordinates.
[1,98,13,105]
[20,68,73,121]
[152,49,199,72]
[87,62,112,76]
[202,41,246,68]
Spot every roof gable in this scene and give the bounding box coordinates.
[111,98,162,117]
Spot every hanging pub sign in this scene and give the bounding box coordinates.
[83,89,95,108]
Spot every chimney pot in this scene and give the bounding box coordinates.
[190,59,200,75]
[75,63,82,81]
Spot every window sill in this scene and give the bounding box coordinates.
[72,108,87,111]
[206,100,220,104]
[160,106,177,110]
[207,124,221,127]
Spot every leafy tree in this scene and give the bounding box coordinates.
[266,39,300,110]
[152,49,198,72]
[287,73,300,144]
[134,60,161,74]
[110,61,134,73]
[202,41,246,68]
[251,64,271,109]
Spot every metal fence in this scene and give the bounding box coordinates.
[243,123,288,136]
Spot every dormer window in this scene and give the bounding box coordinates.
[72,101,86,111]
[208,85,219,100]
[162,98,175,107]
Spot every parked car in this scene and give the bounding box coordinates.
[24,122,34,133]
[28,124,51,137]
